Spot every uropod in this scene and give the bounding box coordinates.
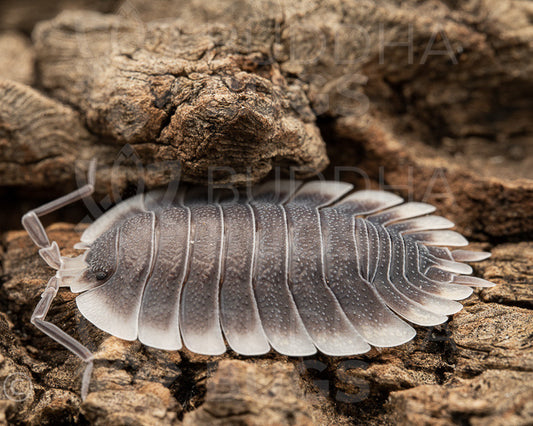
[22,161,494,398]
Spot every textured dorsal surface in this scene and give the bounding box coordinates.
[74,181,493,356]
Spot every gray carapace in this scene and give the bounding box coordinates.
[22,161,494,398]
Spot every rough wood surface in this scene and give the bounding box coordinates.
[0,80,95,186]
[330,117,533,240]
[0,0,531,425]
[31,9,328,186]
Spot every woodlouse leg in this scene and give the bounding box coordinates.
[21,159,96,269]
[31,276,94,400]
[22,160,97,399]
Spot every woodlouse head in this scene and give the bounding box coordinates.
[60,228,118,293]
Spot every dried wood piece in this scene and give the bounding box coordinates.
[331,116,533,239]
[32,11,328,185]
[0,79,94,187]
[0,32,34,85]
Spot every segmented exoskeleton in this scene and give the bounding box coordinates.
[22,163,493,398]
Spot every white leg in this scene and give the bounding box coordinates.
[32,277,94,400]
[22,160,97,399]
[21,159,96,269]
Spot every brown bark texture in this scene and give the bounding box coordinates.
[0,0,531,425]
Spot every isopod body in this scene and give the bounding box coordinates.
[22,174,493,396]
[62,180,492,355]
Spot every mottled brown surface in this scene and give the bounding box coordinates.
[0,0,531,425]
[31,9,328,186]
[330,117,533,240]
[0,0,530,234]
[0,80,96,187]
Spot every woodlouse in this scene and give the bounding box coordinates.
[22,161,494,398]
